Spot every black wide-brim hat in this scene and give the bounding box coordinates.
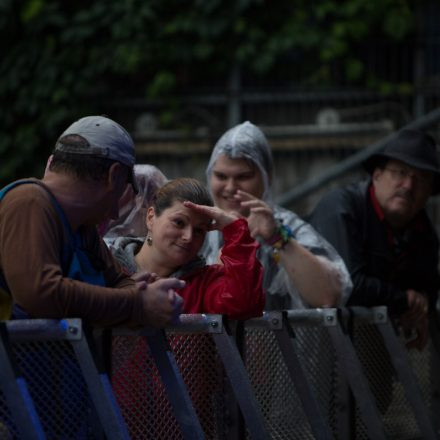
[363,128,440,195]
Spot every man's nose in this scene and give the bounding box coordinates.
[400,174,416,190]
[224,178,236,192]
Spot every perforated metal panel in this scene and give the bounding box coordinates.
[244,327,313,439]
[0,389,18,439]
[12,340,101,439]
[112,333,228,439]
[294,326,340,437]
[0,312,438,439]
[244,325,337,439]
[352,321,427,439]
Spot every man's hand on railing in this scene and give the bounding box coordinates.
[400,290,429,351]
[136,278,185,327]
[403,289,429,324]
[401,315,429,351]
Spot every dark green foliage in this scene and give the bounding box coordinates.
[0,0,417,183]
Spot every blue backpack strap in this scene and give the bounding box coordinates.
[0,180,38,200]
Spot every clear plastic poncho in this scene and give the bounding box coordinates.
[204,121,352,309]
[101,164,167,243]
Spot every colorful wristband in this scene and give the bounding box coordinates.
[266,222,295,263]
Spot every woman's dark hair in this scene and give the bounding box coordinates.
[153,178,213,216]
[49,134,118,181]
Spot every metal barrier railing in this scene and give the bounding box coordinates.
[275,106,440,208]
[1,319,129,440]
[0,308,439,439]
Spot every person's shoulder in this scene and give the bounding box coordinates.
[0,179,64,239]
[315,180,367,211]
[107,236,144,273]
[0,179,52,208]
[108,236,144,252]
[273,205,300,223]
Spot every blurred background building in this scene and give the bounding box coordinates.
[1,0,440,217]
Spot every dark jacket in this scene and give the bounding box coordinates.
[309,180,439,315]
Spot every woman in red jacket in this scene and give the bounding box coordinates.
[110,177,264,319]
[110,177,264,439]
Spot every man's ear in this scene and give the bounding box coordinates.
[372,168,382,183]
[107,162,126,190]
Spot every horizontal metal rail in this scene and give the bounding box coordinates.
[276,106,440,206]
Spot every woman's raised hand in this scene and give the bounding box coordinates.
[183,201,240,230]
[234,190,277,240]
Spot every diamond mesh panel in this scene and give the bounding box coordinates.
[352,321,423,439]
[112,333,227,440]
[0,389,19,439]
[294,327,339,436]
[407,339,432,413]
[244,326,337,439]
[168,333,227,439]
[12,340,101,439]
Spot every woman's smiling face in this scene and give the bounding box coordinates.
[146,200,211,268]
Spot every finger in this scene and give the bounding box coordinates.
[167,289,176,305]
[173,292,184,312]
[406,331,427,351]
[136,280,147,290]
[235,190,257,201]
[183,201,217,217]
[159,277,186,291]
[413,295,424,308]
[406,337,419,350]
[418,332,429,351]
[131,270,151,282]
[403,304,425,321]
[239,198,264,206]
[402,312,424,326]
[169,290,183,324]
[249,206,274,215]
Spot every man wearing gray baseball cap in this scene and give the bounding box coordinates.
[0,115,184,326]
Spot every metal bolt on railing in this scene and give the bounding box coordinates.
[68,326,78,335]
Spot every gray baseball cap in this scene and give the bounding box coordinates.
[55,115,138,193]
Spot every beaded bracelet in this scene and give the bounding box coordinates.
[265,222,295,263]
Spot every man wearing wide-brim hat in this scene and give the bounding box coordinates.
[310,128,440,351]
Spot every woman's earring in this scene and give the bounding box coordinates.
[146,234,153,246]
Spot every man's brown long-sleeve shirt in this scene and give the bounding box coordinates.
[0,180,144,326]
